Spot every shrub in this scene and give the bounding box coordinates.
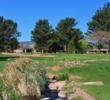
[8,90,22,100]
[56,74,69,81]
[58,59,70,68]
[3,58,47,98]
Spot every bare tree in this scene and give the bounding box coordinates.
[86,31,110,53]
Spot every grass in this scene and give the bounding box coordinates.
[30,53,110,66]
[0,54,18,71]
[50,61,110,100]
[72,96,83,100]
[0,53,110,100]
[0,53,20,84]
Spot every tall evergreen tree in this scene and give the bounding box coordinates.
[31,19,53,53]
[0,16,21,51]
[48,30,62,53]
[0,17,5,50]
[56,17,83,53]
[8,38,20,50]
[87,2,110,33]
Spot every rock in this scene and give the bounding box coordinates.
[58,91,67,99]
[46,73,59,79]
[69,75,82,80]
[69,87,96,100]
[79,81,103,86]
[0,72,3,77]
[40,97,50,100]
[48,79,57,83]
[65,81,77,88]
[52,66,60,71]
[2,92,9,100]
[49,81,66,91]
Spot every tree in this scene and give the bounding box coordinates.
[56,17,83,53]
[0,17,5,50]
[48,30,64,53]
[86,2,110,53]
[78,40,88,53]
[0,16,21,51]
[33,44,37,49]
[8,38,20,50]
[86,31,110,53]
[68,40,75,53]
[87,2,110,33]
[31,19,53,53]
[73,29,84,51]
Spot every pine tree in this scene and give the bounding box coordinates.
[87,2,110,33]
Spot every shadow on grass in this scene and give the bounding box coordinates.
[0,56,20,61]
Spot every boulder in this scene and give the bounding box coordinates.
[58,91,68,99]
[49,81,66,91]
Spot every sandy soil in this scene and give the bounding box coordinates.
[69,75,82,80]
[51,66,61,71]
[1,52,54,57]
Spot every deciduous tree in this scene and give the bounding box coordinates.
[86,31,110,53]
[78,40,88,53]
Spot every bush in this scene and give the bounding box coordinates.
[3,58,47,98]
[8,90,22,100]
[56,74,69,81]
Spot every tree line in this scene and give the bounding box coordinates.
[86,2,110,53]
[0,2,110,53]
[0,16,21,52]
[31,18,86,53]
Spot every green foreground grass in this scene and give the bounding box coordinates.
[0,53,110,100]
[54,61,110,100]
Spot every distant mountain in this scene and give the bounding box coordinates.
[19,41,35,49]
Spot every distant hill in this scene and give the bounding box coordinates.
[19,41,35,49]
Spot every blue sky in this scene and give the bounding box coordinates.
[0,0,110,42]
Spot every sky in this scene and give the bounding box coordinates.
[0,0,110,42]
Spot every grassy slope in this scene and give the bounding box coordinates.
[0,53,110,100]
[46,53,110,100]
[49,54,110,100]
